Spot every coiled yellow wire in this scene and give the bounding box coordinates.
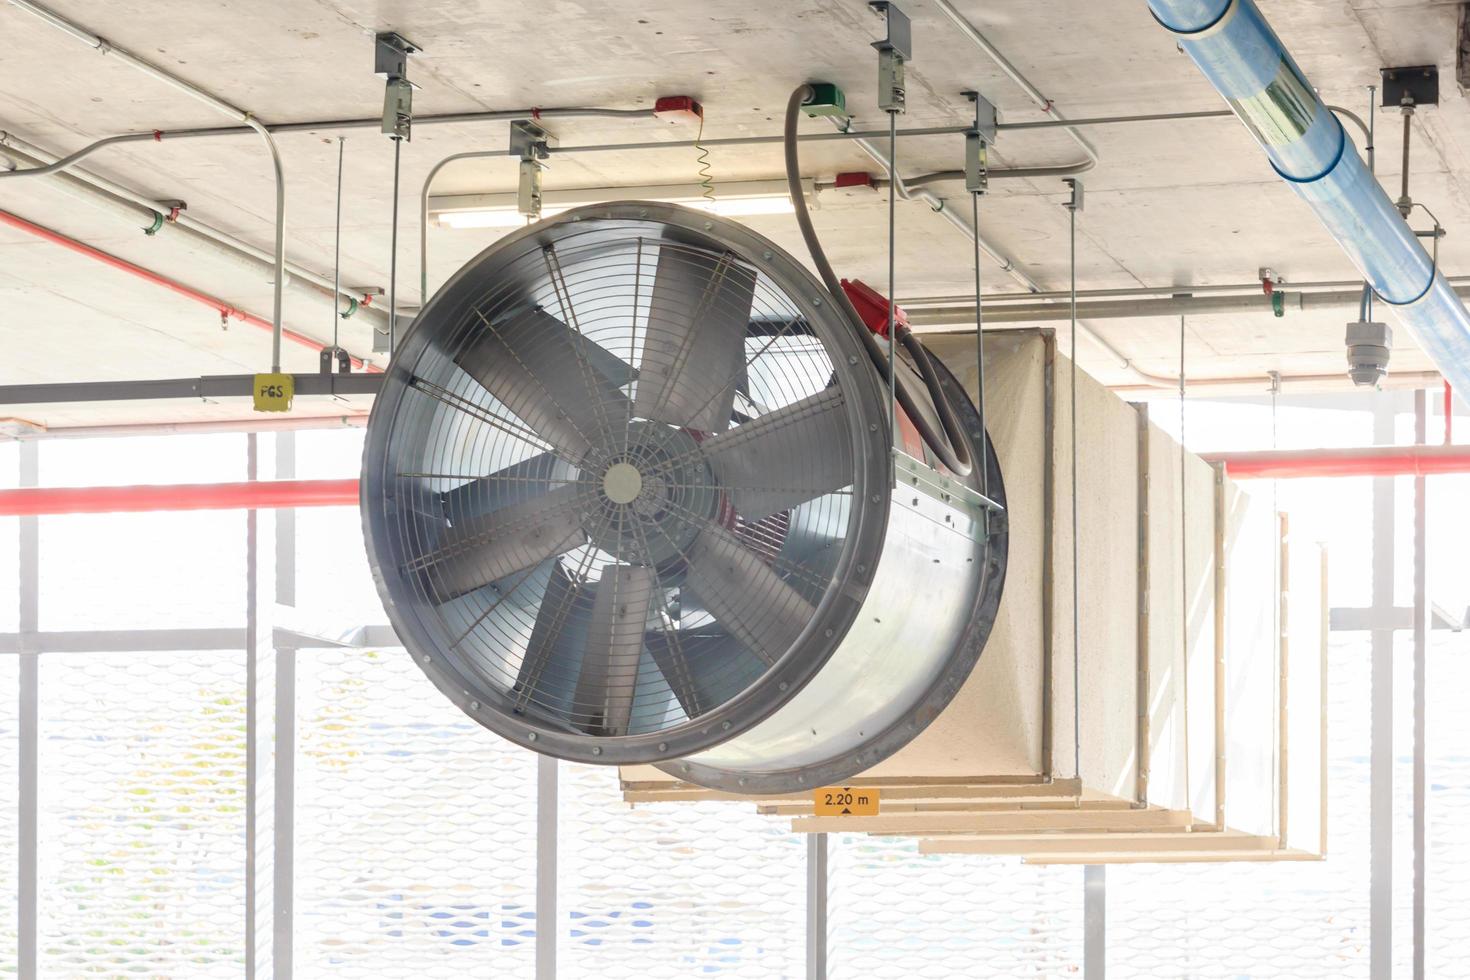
[694,113,715,206]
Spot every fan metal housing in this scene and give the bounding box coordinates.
[362,202,1006,793]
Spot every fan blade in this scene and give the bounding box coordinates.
[423,483,587,601]
[512,562,590,713]
[646,632,763,720]
[570,565,657,736]
[633,247,755,433]
[455,306,634,460]
[700,386,853,521]
[684,526,815,666]
[439,451,575,526]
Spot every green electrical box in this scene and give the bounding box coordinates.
[804,82,848,118]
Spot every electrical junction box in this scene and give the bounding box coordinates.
[653,95,703,124]
[803,82,848,118]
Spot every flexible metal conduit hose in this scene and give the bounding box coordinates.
[784,85,972,477]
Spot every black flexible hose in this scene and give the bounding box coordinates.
[783,85,974,476]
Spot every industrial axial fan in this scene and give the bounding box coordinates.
[361,201,1007,792]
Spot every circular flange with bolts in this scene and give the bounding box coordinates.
[361,200,893,767]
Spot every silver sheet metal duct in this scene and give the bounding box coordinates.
[361,202,1008,793]
[1148,0,1470,394]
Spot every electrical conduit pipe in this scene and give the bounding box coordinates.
[8,0,290,371]
[0,131,385,332]
[0,209,377,371]
[1148,0,1470,395]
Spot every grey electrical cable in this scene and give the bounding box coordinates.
[781,85,972,476]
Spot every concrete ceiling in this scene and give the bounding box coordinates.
[0,0,1464,429]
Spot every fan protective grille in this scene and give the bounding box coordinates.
[363,203,889,763]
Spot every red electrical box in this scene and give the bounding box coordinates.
[654,95,703,123]
[840,277,909,338]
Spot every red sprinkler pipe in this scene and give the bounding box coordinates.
[1446,381,1454,445]
[1204,444,1470,479]
[0,209,379,372]
[0,479,360,516]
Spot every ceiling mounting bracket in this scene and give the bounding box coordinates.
[1064,177,1084,212]
[319,345,352,375]
[962,89,998,194]
[870,1,910,113]
[510,120,555,219]
[375,31,421,141]
[1380,65,1438,109]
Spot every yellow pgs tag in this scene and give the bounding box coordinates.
[252,373,294,413]
[813,786,880,816]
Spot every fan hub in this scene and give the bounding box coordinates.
[601,462,643,504]
[582,421,721,567]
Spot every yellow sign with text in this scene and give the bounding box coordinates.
[813,786,880,816]
[252,373,294,413]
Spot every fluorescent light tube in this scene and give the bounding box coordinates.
[430,180,812,228]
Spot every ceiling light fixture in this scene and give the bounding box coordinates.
[429,179,815,229]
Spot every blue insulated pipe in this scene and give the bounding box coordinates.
[1149,0,1470,392]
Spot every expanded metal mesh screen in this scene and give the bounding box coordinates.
[0,653,16,972]
[5,395,1468,980]
[36,651,247,977]
[294,646,538,978]
[293,430,384,627]
[827,834,1083,977]
[560,765,805,978]
[1108,631,1373,976]
[1428,632,1470,978]
[36,436,246,631]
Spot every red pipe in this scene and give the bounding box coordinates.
[0,479,360,516]
[0,209,380,372]
[1204,444,1470,479]
[7,446,1464,514]
[1447,381,1455,445]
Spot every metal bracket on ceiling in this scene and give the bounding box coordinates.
[319,346,352,376]
[375,31,421,141]
[870,1,910,113]
[869,1,912,60]
[962,89,998,195]
[1064,176,1084,212]
[510,120,555,220]
[1380,65,1439,109]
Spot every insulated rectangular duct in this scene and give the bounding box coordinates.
[623,329,1327,863]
